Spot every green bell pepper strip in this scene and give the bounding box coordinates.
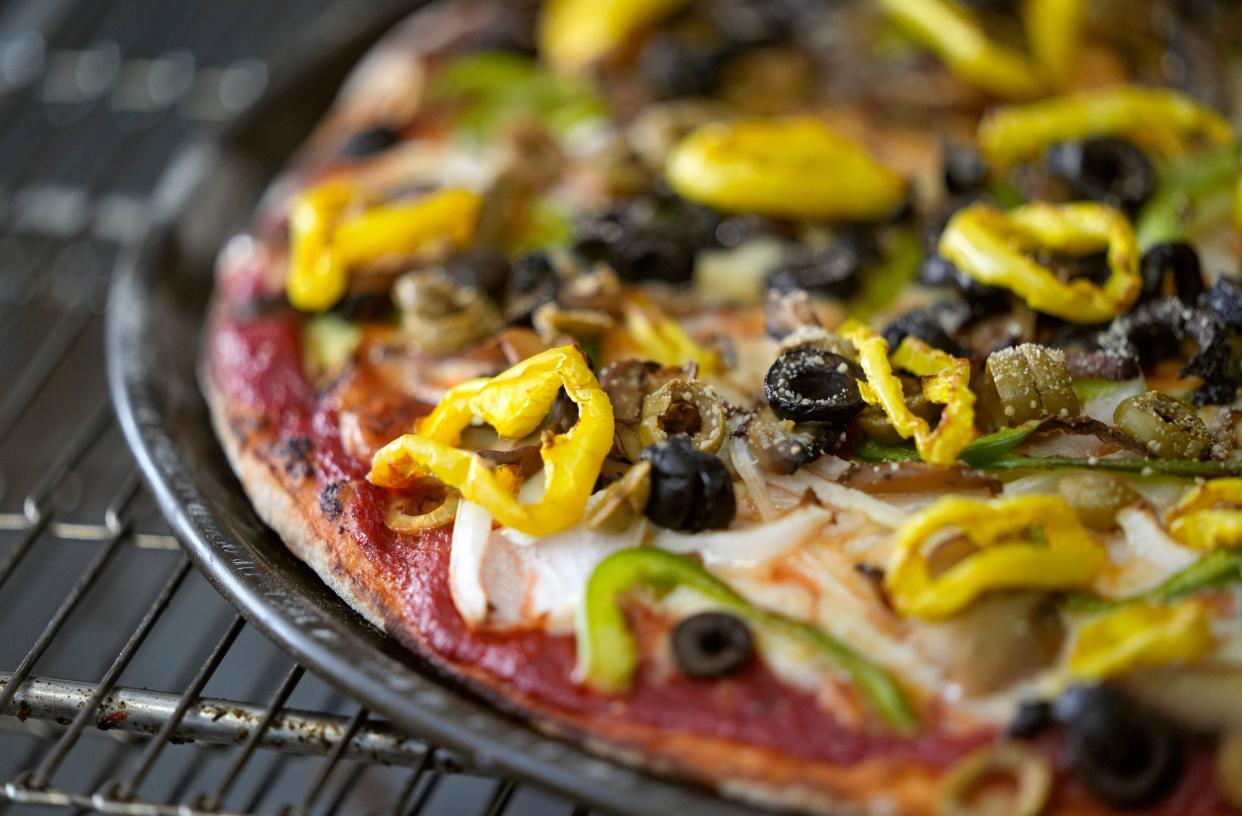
[428,51,607,138]
[577,547,917,730]
[846,229,922,320]
[856,435,1242,477]
[853,423,1040,467]
[1065,549,1242,614]
[1135,146,1241,249]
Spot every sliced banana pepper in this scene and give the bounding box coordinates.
[877,0,1053,100]
[845,326,976,467]
[287,181,481,312]
[979,85,1236,170]
[369,346,614,536]
[1068,600,1212,680]
[539,0,690,73]
[939,202,1141,323]
[886,495,1103,619]
[665,116,907,222]
[1024,0,1086,88]
[622,294,722,375]
[1167,478,1242,551]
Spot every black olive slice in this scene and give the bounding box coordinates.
[1140,241,1204,304]
[943,143,990,196]
[1045,137,1156,213]
[1055,684,1183,809]
[1207,278,1242,329]
[1007,699,1054,738]
[641,437,736,531]
[882,306,966,356]
[672,612,754,679]
[764,348,865,423]
[639,32,726,100]
[339,124,401,160]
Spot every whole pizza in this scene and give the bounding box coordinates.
[203,0,1242,812]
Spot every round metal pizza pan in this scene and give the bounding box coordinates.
[105,3,761,815]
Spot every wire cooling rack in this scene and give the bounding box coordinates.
[0,1,587,814]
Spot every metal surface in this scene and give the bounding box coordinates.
[0,0,618,814]
[104,0,752,810]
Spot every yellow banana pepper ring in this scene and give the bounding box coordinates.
[539,0,690,73]
[979,85,1236,170]
[1024,0,1086,88]
[886,495,1104,619]
[939,202,1141,324]
[369,346,615,536]
[665,117,907,222]
[622,294,722,375]
[1166,478,1242,551]
[1068,601,1212,680]
[877,0,1051,100]
[287,182,481,312]
[845,326,976,467]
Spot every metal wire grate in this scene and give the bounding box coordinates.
[0,1,590,813]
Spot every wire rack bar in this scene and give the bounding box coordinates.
[1,675,449,771]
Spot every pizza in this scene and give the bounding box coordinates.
[203,0,1242,812]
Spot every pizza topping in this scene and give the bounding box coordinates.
[1045,137,1156,214]
[876,0,1052,101]
[287,183,482,313]
[936,741,1052,816]
[938,201,1142,323]
[583,461,652,533]
[1055,683,1183,808]
[1056,472,1140,531]
[744,409,834,475]
[1139,241,1204,305]
[369,345,614,536]
[576,547,917,728]
[620,295,722,374]
[1113,391,1210,461]
[640,436,736,532]
[978,344,1078,429]
[1068,600,1212,681]
[763,348,864,425]
[384,480,460,533]
[664,116,908,222]
[978,85,1236,171]
[885,495,1102,619]
[1166,477,1242,550]
[393,269,501,353]
[538,0,690,73]
[847,326,977,467]
[764,232,878,300]
[671,611,754,680]
[1217,731,1242,812]
[942,142,990,197]
[339,124,402,161]
[880,306,965,358]
[639,378,727,453]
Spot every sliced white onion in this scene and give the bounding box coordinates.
[1081,377,1146,425]
[488,521,647,630]
[1116,506,1199,572]
[693,238,786,305]
[766,470,907,529]
[448,500,494,627]
[730,436,781,521]
[652,506,832,567]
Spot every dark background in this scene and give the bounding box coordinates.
[0,2,584,814]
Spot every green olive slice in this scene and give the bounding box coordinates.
[983,346,1042,427]
[639,379,727,453]
[1114,391,1210,460]
[1058,472,1141,530]
[1019,343,1079,420]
